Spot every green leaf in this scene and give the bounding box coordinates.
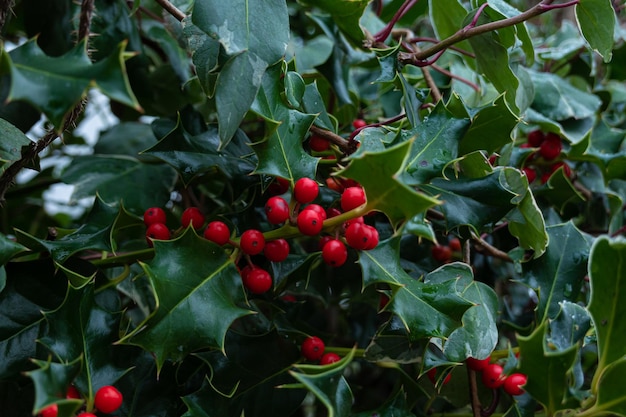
[575,0,615,62]
[61,155,175,215]
[26,358,83,417]
[352,390,417,417]
[0,259,66,378]
[0,232,28,265]
[288,348,356,417]
[397,72,428,128]
[585,356,626,416]
[359,238,473,341]
[588,236,626,392]
[458,95,518,155]
[338,140,440,228]
[5,39,140,128]
[303,81,336,132]
[517,321,579,416]
[143,120,256,186]
[297,0,369,44]
[182,18,222,97]
[429,0,473,56]
[529,70,602,121]
[365,316,425,363]
[401,101,471,185]
[15,196,118,263]
[120,228,252,371]
[39,285,129,397]
[521,222,592,323]
[284,71,306,109]
[251,64,319,183]
[0,117,32,174]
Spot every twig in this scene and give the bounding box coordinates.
[472,232,513,263]
[0,0,95,205]
[349,113,407,140]
[369,0,419,45]
[309,125,357,154]
[432,64,481,92]
[154,0,186,22]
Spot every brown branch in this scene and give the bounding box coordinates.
[154,0,186,21]
[0,0,95,205]
[309,125,358,155]
[472,232,513,263]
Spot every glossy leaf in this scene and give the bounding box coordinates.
[588,236,626,391]
[338,140,440,228]
[297,0,369,44]
[27,358,83,417]
[517,321,579,415]
[586,356,626,416]
[39,285,129,397]
[521,222,593,322]
[0,117,32,174]
[365,316,425,363]
[459,95,518,155]
[251,63,319,183]
[121,229,252,371]
[576,0,615,62]
[429,0,473,56]
[143,120,256,186]
[401,101,470,185]
[5,39,139,128]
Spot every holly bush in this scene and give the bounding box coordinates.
[1,0,626,416]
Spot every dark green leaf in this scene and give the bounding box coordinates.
[5,39,140,128]
[459,95,517,155]
[338,140,440,228]
[365,316,425,363]
[27,358,83,417]
[297,0,369,44]
[429,0,473,56]
[304,81,336,132]
[586,356,626,416]
[285,71,306,109]
[182,18,221,97]
[0,117,32,174]
[576,0,615,62]
[521,222,592,323]
[121,229,252,371]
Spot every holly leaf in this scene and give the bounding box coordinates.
[0,259,66,379]
[39,285,129,396]
[120,228,252,372]
[588,236,626,391]
[4,39,140,128]
[297,0,369,44]
[288,348,356,417]
[459,95,518,155]
[14,196,118,263]
[338,140,440,228]
[26,358,83,417]
[401,101,470,185]
[61,155,176,215]
[251,63,319,183]
[142,120,256,186]
[0,117,33,174]
[364,316,426,363]
[521,222,592,323]
[575,0,615,62]
[517,321,579,415]
[359,238,473,341]
[585,356,626,416]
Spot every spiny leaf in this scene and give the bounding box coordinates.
[338,140,440,228]
[4,39,140,128]
[297,0,369,44]
[576,0,615,62]
[0,117,32,174]
[120,228,252,372]
[26,358,83,417]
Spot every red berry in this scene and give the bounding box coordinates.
[341,187,366,212]
[527,130,545,147]
[309,134,330,152]
[550,161,572,178]
[146,223,170,246]
[242,267,273,294]
[319,235,334,250]
[264,239,290,262]
[143,207,166,226]
[268,177,290,195]
[293,178,319,204]
[352,119,367,129]
[449,237,462,252]
[297,209,324,236]
[320,352,341,365]
[203,221,231,245]
[522,167,537,184]
[326,207,342,218]
[488,154,498,166]
[345,222,371,250]
[265,196,290,225]
[303,204,327,221]
[66,385,80,399]
[181,207,204,229]
[240,229,266,255]
[379,294,390,310]
[322,239,348,267]
[539,133,562,160]
[466,356,491,372]
[362,225,379,250]
[431,245,452,262]
[427,368,451,385]
[77,414,97,417]
[343,216,364,229]
[503,373,527,396]
[326,177,345,193]
[481,363,506,389]
[301,336,325,361]
[39,404,58,417]
[94,385,123,414]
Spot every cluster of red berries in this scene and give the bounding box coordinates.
[143,176,378,296]
[300,336,341,365]
[430,237,461,263]
[520,130,572,185]
[39,385,123,417]
[466,355,527,396]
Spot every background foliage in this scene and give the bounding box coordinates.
[0,0,625,416]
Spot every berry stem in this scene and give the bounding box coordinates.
[371,0,419,43]
[89,248,155,268]
[154,0,186,21]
